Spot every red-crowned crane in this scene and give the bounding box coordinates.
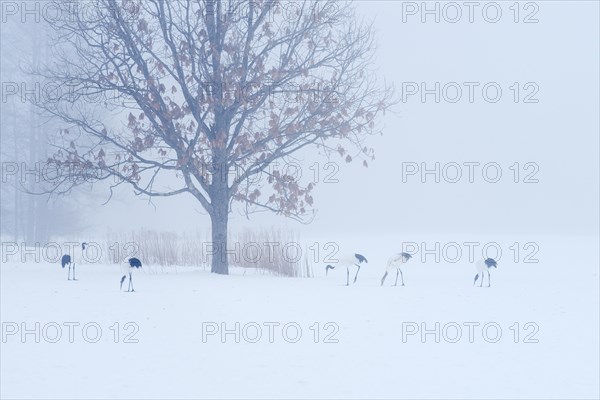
[381,252,413,286]
[474,258,498,287]
[120,257,142,292]
[325,253,368,286]
[60,242,87,281]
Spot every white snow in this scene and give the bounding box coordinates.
[1,235,598,399]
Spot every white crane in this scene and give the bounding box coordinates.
[120,257,142,292]
[60,242,87,281]
[325,253,368,286]
[381,252,412,286]
[474,258,497,287]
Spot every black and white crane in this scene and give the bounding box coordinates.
[60,242,87,281]
[474,258,497,287]
[120,257,142,292]
[325,253,368,286]
[381,252,412,286]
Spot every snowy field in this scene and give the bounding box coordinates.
[1,235,598,399]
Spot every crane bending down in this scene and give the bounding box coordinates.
[474,258,498,287]
[381,252,413,286]
[325,253,368,286]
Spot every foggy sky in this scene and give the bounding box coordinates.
[2,1,599,238]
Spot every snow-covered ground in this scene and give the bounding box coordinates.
[1,235,598,399]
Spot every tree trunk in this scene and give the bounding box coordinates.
[209,148,230,275]
[210,200,229,275]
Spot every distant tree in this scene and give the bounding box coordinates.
[35,0,394,274]
[1,17,84,243]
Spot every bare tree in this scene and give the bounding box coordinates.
[34,0,394,274]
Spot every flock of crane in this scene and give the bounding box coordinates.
[60,243,142,292]
[59,244,498,291]
[326,252,498,287]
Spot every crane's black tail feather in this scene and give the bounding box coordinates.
[61,254,71,268]
[355,253,368,263]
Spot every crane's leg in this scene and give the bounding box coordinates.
[346,267,349,286]
[381,271,388,286]
[72,263,77,281]
[473,274,479,286]
[394,269,399,286]
[487,270,491,287]
[68,265,72,280]
[400,269,405,286]
[353,264,361,284]
[130,272,135,292]
[480,272,484,287]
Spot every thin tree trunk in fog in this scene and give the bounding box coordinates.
[12,107,20,242]
[210,204,229,275]
[209,147,230,275]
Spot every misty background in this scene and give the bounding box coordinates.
[1,1,598,243]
